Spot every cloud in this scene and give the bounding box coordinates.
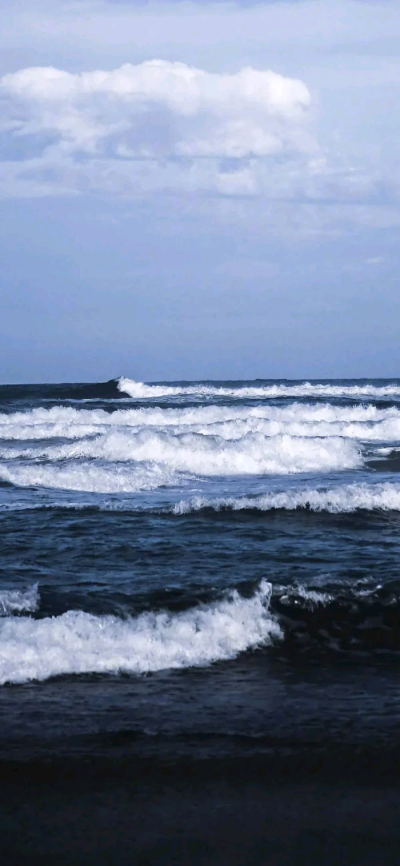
[0,45,399,221]
[0,60,312,164]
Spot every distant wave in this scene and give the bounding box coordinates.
[0,581,280,685]
[3,378,400,407]
[118,377,400,401]
[173,482,400,515]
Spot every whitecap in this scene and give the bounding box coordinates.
[173,482,400,514]
[0,581,281,685]
[118,377,400,401]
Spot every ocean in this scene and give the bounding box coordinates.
[2,377,400,864]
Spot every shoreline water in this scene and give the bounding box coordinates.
[2,379,400,862]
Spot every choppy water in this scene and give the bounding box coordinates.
[2,378,400,769]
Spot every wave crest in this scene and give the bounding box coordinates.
[0,581,280,685]
[0,433,361,491]
[173,482,400,515]
[3,401,400,443]
[118,377,400,401]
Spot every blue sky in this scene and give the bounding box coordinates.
[1,0,400,381]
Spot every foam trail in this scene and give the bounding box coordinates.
[0,581,281,685]
[0,584,39,616]
[173,482,400,514]
[118,377,400,401]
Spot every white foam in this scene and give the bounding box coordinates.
[3,400,397,493]
[0,461,177,493]
[2,402,400,444]
[0,432,361,487]
[278,585,332,607]
[173,482,400,514]
[4,481,398,513]
[118,377,400,401]
[0,584,39,616]
[0,581,281,685]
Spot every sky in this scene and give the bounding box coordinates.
[1,0,400,382]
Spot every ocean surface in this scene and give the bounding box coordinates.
[3,377,400,863]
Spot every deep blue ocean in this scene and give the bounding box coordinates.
[3,377,400,863]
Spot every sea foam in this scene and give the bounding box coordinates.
[0,584,39,616]
[0,461,177,493]
[118,377,400,401]
[1,398,396,494]
[0,581,281,685]
[173,482,400,514]
[2,402,400,443]
[0,432,361,493]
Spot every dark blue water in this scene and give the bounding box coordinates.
[3,378,400,863]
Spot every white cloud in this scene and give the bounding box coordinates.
[0,3,399,222]
[0,60,312,162]
[0,59,320,200]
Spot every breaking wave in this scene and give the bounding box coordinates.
[2,480,400,514]
[173,482,400,515]
[118,377,400,401]
[0,581,281,685]
[3,576,400,685]
[2,401,400,443]
[0,461,177,493]
[0,433,361,492]
[1,380,400,493]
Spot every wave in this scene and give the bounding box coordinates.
[2,402,400,444]
[2,378,400,406]
[278,585,332,606]
[173,482,400,515]
[118,377,400,401]
[3,391,400,494]
[0,461,178,494]
[273,580,400,657]
[0,433,361,492]
[0,581,281,685]
[0,403,400,458]
[0,584,39,616]
[3,576,400,684]
[1,480,399,514]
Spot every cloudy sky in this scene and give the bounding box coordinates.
[1,0,400,382]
